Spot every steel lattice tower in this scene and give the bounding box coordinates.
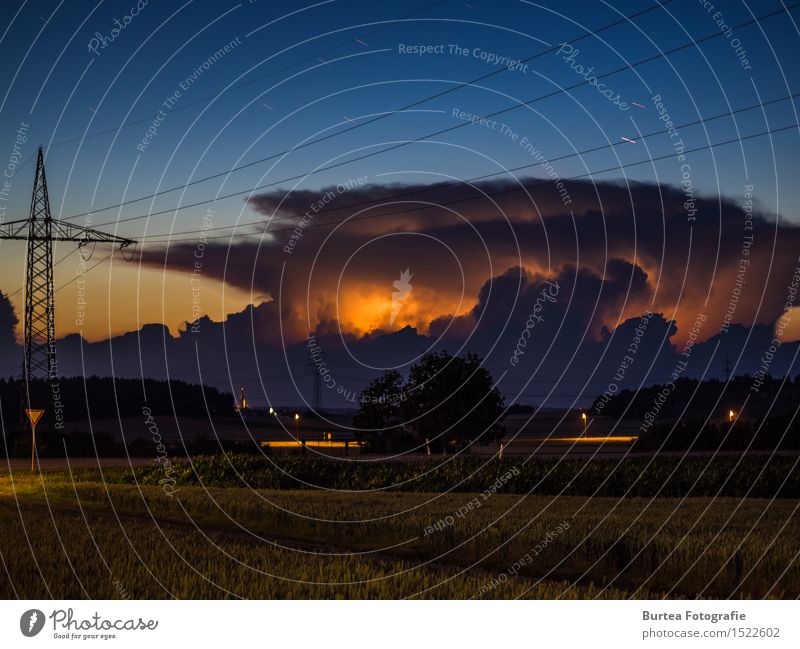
[0,147,136,425]
[23,147,56,384]
[307,333,325,412]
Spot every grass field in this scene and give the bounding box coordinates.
[1,462,798,599]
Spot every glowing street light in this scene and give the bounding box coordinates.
[269,407,274,415]
[294,413,300,439]
[581,412,587,435]
[729,409,735,422]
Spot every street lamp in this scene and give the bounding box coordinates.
[729,409,735,422]
[294,413,300,439]
[581,412,587,436]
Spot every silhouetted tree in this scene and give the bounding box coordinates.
[402,351,505,450]
[353,370,409,451]
[354,353,506,452]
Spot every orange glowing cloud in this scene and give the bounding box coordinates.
[324,280,473,337]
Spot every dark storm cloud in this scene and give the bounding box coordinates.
[138,176,800,345]
[40,266,800,410]
[0,259,797,409]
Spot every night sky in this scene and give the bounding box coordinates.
[0,0,799,406]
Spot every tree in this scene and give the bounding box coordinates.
[353,370,410,451]
[402,351,505,450]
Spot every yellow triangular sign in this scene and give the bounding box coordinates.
[24,409,44,427]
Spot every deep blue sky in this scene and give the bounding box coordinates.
[0,0,797,232]
[0,0,799,343]
[0,0,799,404]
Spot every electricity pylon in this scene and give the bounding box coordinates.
[0,147,135,427]
[306,334,325,413]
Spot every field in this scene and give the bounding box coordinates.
[1,456,798,599]
[106,453,800,497]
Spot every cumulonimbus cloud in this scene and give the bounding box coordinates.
[136,177,800,345]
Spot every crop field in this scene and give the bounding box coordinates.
[1,460,798,599]
[106,453,800,497]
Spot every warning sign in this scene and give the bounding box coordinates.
[24,409,44,427]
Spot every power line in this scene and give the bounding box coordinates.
[5,4,796,291]
[8,117,794,302]
[81,1,796,230]
[3,248,122,301]
[60,0,680,222]
[59,1,450,149]
[141,120,800,243]
[54,251,116,295]
[2,115,789,331]
[135,91,799,240]
[11,0,451,177]
[2,246,78,299]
